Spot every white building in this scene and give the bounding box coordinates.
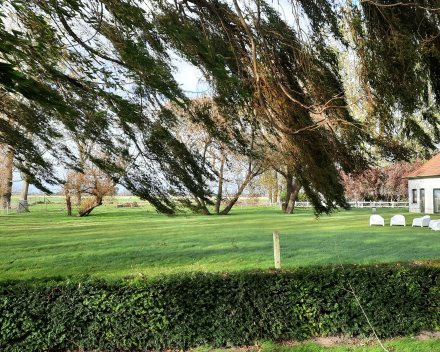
[403,154,440,213]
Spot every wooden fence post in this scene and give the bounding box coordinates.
[273,231,281,269]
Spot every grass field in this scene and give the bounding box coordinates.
[5,195,271,209]
[202,338,440,351]
[1,204,440,281]
[5,195,149,207]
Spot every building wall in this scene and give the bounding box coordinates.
[408,177,440,213]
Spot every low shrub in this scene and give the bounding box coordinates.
[1,263,440,351]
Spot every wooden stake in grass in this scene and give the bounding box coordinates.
[273,231,281,269]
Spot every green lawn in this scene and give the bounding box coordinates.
[7,195,147,207]
[202,338,440,352]
[1,205,439,281]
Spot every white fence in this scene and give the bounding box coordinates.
[293,201,408,208]
[347,201,408,208]
[224,200,410,209]
[1,197,409,214]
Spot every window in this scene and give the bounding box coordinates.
[434,189,440,213]
[412,189,417,203]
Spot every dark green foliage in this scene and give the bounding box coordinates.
[3,0,440,216]
[0,0,215,213]
[1,264,440,351]
[349,0,440,152]
[155,0,371,215]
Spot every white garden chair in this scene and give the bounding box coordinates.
[412,215,431,227]
[429,219,440,229]
[370,214,385,226]
[390,214,406,226]
[432,222,440,231]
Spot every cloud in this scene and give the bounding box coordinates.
[170,53,209,95]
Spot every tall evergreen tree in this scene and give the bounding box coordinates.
[1,0,440,215]
[0,0,215,214]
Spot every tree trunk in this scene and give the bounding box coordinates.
[0,147,13,209]
[215,147,226,214]
[199,206,211,215]
[77,196,102,217]
[193,195,212,215]
[281,178,294,213]
[273,170,278,202]
[66,195,72,216]
[20,179,29,201]
[284,183,300,214]
[219,187,246,215]
[219,167,261,215]
[277,166,300,214]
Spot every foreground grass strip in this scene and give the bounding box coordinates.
[1,207,440,280]
[197,339,440,352]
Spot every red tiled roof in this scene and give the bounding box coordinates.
[403,153,440,178]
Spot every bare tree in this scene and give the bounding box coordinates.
[255,169,280,203]
[173,98,265,215]
[64,165,116,217]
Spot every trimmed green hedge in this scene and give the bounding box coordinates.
[1,263,440,351]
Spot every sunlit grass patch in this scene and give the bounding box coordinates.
[1,206,439,280]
